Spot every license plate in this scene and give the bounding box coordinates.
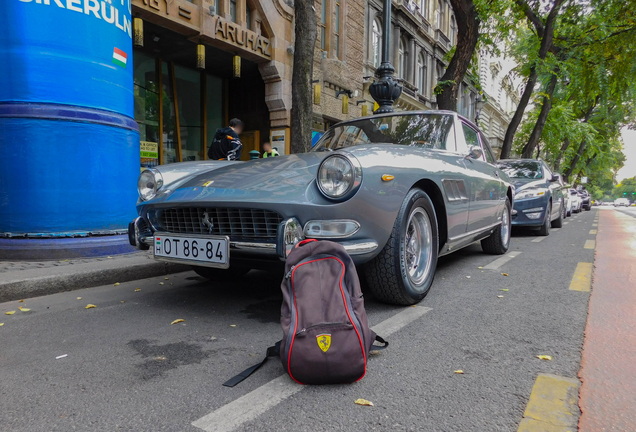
[153,233,229,268]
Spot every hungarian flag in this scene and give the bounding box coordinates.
[112,47,127,68]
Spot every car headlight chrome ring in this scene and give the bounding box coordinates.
[316,152,362,200]
[138,168,164,201]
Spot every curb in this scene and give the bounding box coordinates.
[0,256,190,303]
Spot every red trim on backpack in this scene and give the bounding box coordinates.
[287,257,367,384]
[295,239,318,248]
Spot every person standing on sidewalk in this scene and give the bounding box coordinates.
[261,141,279,158]
[208,118,244,161]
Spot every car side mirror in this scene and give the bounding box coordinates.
[550,174,559,182]
[466,145,483,160]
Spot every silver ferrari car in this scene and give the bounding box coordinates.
[129,111,513,305]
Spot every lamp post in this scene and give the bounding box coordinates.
[369,0,402,114]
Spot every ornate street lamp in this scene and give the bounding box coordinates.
[369,0,402,114]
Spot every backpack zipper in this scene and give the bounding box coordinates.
[296,322,353,336]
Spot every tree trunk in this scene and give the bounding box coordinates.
[290,1,317,154]
[436,0,480,111]
[553,137,570,172]
[520,71,559,158]
[563,140,586,182]
[499,0,564,159]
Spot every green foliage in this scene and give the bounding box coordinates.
[434,80,456,95]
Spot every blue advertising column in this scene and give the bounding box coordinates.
[0,0,140,258]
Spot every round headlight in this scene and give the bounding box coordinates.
[317,153,362,199]
[138,169,163,201]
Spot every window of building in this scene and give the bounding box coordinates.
[398,38,406,79]
[450,15,457,45]
[320,0,328,51]
[436,0,444,30]
[419,0,428,18]
[372,18,382,67]
[230,0,237,23]
[418,52,427,95]
[334,0,341,58]
[246,6,252,30]
[214,0,220,15]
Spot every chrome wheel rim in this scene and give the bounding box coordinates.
[403,208,433,287]
[501,207,511,248]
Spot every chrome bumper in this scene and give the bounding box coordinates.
[129,217,378,258]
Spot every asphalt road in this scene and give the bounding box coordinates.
[0,208,605,432]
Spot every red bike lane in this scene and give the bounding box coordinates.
[579,209,636,431]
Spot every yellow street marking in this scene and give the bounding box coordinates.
[589,229,597,235]
[584,240,596,249]
[592,223,598,227]
[569,263,593,292]
[517,373,580,432]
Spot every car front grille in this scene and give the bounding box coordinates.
[156,207,283,241]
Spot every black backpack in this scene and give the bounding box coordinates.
[224,239,387,387]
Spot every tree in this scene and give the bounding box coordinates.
[435,0,481,111]
[499,0,564,159]
[290,1,317,154]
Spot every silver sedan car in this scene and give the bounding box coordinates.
[129,111,513,305]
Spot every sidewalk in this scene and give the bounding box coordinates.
[578,209,636,430]
[0,252,189,302]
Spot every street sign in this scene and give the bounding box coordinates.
[581,176,588,184]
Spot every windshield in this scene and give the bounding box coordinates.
[312,114,456,151]
[497,161,543,179]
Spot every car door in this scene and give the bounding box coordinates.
[462,123,504,232]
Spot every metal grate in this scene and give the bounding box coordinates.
[157,207,283,241]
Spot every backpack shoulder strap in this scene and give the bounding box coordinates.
[223,341,280,387]
[369,335,389,352]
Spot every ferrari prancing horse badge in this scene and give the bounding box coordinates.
[317,334,331,352]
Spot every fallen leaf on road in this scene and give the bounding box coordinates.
[165,277,169,280]
[171,319,185,325]
[60,259,68,262]
[536,355,552,361]
[501,289,509,292]
[354,399,374,407]
[478,266,483,269]
[5,311,15,315]
[501,273,509,276]
[77,297,82,300]
[113,282,120,286]
[85,304,96,309]
[18,300,24,303]
[454,370,464,374]
[19,308,31,312]
[159,282,164,285]
[121,301,125,303]
[56,354,68,359]
[134,288,141,292]
[497,295,504,298]
[0,323,4,326]
[466,276,471,279]
[230,324,237,327]
[107,256,113,258]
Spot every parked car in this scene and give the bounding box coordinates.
[556,175,572,218]
[579,190,592,211]
[569,189,583,213]
[129,111,514,305]
[497,159,565,235]
[614,198,630,207]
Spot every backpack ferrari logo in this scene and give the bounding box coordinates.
[317,334,331,352]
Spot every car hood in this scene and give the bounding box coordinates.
[511,178,547,193]
[145,153,327,206]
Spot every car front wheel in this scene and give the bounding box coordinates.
[365,189,439,305]
[481,198,511,255]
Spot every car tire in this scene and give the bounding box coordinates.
[538,203,552,236]
[481,198,511,255]
[551,200,564,228]
[191,265,250,282]
[365,189,439,306]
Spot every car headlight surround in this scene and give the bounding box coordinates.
[316,152,362,200]
[138,168,164,201]
[515,188,546,201]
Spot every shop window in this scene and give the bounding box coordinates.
[174,64,202,161]
[160,62,178,164]
[372,18,381,67]
[134,51,160,169]
[230,0,237,23]
[206,75,224,154]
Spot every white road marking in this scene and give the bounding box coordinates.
[483,251,522,270]
[191,306,432,432]
[531,237,547,243]
[552,228,560,232]
[564,222,569,225]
